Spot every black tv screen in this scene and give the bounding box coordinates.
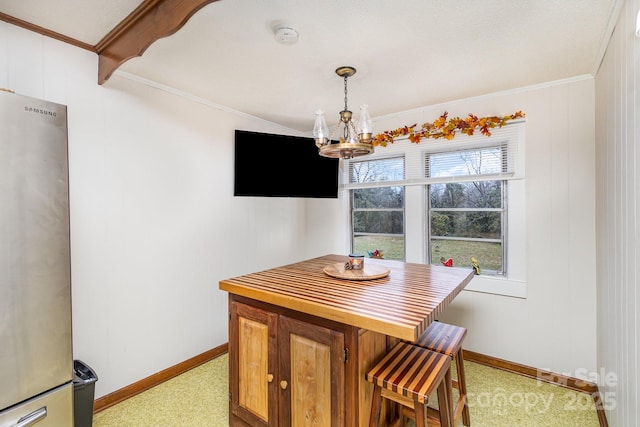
[234,130,339,198]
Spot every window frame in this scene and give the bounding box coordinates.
[425,145,509,276]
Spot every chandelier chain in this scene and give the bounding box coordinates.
[343,75,349,111]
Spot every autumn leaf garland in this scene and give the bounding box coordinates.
[372,110,525,146]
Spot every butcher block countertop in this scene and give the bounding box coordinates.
[219,254,474,341]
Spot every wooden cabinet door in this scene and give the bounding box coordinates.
[230,301,279,426]
[279,315,346,427]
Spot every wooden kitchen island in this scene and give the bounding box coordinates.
[219,254,474,427]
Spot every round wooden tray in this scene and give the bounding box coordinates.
[323,262,390,281]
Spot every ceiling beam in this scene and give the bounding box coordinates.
[95,0,219,85]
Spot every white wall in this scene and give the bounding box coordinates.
[0,22,311,398]
[595,0,639,424]
[307,77,599,376]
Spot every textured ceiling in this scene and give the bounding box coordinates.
[0,0,618,132]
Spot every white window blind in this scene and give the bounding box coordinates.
[349,156,404,184]
[426,144,509,184]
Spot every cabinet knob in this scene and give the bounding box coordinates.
[280,380,288,390]
[267,374,274,383]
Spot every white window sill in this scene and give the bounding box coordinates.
[463,274,526,298]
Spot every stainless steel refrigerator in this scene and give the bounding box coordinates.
[0,90,73,426]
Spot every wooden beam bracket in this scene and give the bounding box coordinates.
[96,0,218,85]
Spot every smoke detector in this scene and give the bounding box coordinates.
[273,24,299,44]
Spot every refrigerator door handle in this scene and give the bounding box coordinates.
[11,407,47,427]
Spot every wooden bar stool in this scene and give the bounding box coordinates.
[414,321,470,426]
[366,342,454,427]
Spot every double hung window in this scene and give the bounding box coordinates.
[349,157,405,260]
[426,146,507,274]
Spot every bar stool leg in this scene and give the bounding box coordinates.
[369,386,383,427]
[414,401,427,427]
[397,405,406,427]
[457,349,471,426]
[438,370,454,427]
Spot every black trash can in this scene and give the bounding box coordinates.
[73,360,99,427]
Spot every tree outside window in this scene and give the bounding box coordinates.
[350,157,405,260]
[427,147,507,274]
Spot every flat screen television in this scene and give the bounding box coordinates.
[234,130,339,198]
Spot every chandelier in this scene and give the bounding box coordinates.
[313,66,374,159]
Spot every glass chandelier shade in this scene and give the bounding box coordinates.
[313,67,374,159]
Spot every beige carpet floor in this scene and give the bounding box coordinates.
[93,353,601,427]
